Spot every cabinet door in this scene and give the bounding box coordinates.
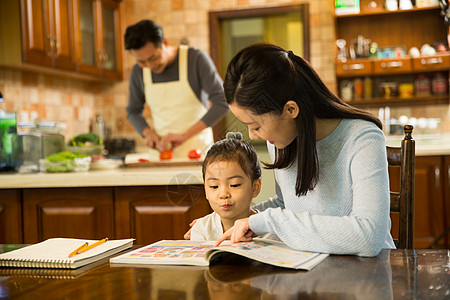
[115,185,212,245]
[98,0,122,79]
[21,0,53,66]
[73,0,122,78]
[73,0,101,75]
[0,189,22,243]
[22,187,114,243]
[414,156,446,248]
[50,0,75,70]
[444,156,450,247]
[21,0,74,70]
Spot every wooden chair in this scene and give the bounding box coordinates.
[386,125,415,249]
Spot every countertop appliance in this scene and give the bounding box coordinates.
[0,111,17,172]
[14,122,65,172]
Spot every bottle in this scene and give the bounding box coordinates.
[94,114,105,142]
[354,78,363,100]
[415,74,431,96]
[0,111,17,171]
[431,72,448,95]
[364,77,373,99]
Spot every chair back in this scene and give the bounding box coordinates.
[386,125,415,249]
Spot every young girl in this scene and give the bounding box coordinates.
[215,43,395,257]
[190,132,262,241]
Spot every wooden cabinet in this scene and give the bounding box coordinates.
[0,0,122,80]
[390,155,448,248]
[334,2,449,108]
[73,0,122,79]
[0,189,22,244]
[4,185,210,245]
[20,0,75,70]
[444,156,450,246]
[115,185,212,245]
[22,187,115,243]
[413,156,446,248]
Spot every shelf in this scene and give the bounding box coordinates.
[348,94,449,108]
[334,1,448,109]
[336,53,450,78]
[335,5,440,18]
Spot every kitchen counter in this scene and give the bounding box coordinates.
[1,134,450,190]
[0,165,203,189]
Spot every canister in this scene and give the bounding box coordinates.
[431,72,448,95]
[354,78,363,100]
[398,83,414,98]
[415,74,431,96]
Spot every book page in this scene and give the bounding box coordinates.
[207,239,328,270]
[111,240,230,266]
[111,239,327,270]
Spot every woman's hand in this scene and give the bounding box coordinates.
[215,218,257,246]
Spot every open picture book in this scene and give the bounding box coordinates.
[0,238,134,269]
[110,238,328,270]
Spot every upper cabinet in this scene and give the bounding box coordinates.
[0,0,123,81]
[333,1,449,108]
[21,0,75,70]
[73,0,122,80]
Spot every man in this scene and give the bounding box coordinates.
[124,20,228,158]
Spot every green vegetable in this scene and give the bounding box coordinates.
[47,151,74,161]
[46,160,74,172]
[46,151,88,161]
[44,151,89,172]
[68,133,102,146]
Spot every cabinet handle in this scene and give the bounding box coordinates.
[448,166,450,187]
[47,34,54,56]
[421,57,443,65]
[102,50,109,63]
[53,37,59,57]
[381,61,403,68]
[96,49,104,67]
[343,63,364,71]
[46,35,58,57]
[435,166,440,189]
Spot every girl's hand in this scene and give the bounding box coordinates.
[183,219,198,240]
[215,218,257,246]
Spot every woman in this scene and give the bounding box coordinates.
[215,43,395,257]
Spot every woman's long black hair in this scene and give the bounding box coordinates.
[223,43,382,196]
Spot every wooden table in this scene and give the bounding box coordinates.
[0,246,449,299]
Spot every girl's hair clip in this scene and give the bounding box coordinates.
[225,132,243,141]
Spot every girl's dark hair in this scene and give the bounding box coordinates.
[202,132,261,182]
[223,43,382,196]
[124,19,164,50]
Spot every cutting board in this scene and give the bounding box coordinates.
[124,152,203,168]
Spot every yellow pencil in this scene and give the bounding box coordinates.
[77,238,108,255]
[68,242,88,258]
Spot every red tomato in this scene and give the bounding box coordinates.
[159,150,173,160]
[138,158,149,162]
[188,149,201,159]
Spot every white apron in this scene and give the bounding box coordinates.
[143,45,214,159]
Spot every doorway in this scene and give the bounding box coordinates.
[208,4,310,204]
[209,4,310,77]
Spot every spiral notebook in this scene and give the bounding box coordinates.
[0,238,134,269]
